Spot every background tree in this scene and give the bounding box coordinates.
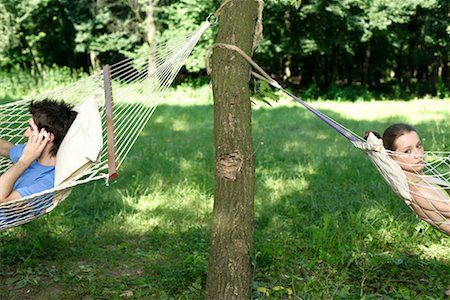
[0,0,78,72]
[257,0,448,97]
[0,0,448,97]
[205,0,259,298]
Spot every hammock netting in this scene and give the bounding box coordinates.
[353,134,450,235]
[287,92,450,236]
[0,21,212,231]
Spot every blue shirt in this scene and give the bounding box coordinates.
[9,144,55,197]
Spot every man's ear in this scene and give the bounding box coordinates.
[48,132,55,142]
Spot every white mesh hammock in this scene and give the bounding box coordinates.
[213,44,450,236]
[292,96,450,236]
[0,20,212,231]
[285,93,450,236]
[354,134,450,235]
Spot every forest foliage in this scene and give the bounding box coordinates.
[0,0,448,98]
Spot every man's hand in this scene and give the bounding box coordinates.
[20,128,50,165]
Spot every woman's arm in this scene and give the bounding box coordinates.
[409,183,450,235]
[409,184,450,217]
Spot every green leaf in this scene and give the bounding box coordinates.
[291,0,302,10]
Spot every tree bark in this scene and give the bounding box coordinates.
[362,41,370,87]
[145,0,156,45]
[205,0,258,299]
[144,0,157,76]
[441,51,449,89]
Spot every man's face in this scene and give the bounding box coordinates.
[24,118,39,139]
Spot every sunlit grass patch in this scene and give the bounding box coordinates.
[417,243,450,261]
[0,67,88,102]
[161,83,213,106]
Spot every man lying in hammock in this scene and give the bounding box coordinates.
[366,123,450,235]
[0,99,77,203]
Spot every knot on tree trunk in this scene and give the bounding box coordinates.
[216,151,244,181]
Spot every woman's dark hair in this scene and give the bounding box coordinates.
[382,123,417,151]
[29,98,77,157]
[364,123,417,151]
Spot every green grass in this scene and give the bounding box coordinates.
[1,83,450,299]
[0,67,87,104]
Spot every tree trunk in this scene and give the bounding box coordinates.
[441,51,449,89]
[205,0,258,299]
[145,0,157,76]
[362,41,370,87]
[327,44,338,87]
[145,0,156,45]
[21,33,41,78]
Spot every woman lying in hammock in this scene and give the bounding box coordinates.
[365,124,450,235]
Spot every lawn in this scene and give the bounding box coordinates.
[1,84,450,299]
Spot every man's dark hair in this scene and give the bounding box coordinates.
[29,98,77,157]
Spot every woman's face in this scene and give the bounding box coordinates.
[391,131,425,173]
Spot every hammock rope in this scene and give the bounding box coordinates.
[0,19,213,231]
[207,43,363,143]
[209,43,450,236]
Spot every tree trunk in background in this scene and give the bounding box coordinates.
[145,0,157,75]
[21,34,41,77]
[125,0,155,45]
[145,0,156,45]
[441,0,449,88]
[362,41,370,87]
[326,44,338,87]
[205,0,258,299]
[89,51,99,70]
[442,52,449,88]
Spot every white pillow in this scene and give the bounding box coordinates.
[54,96,103,186]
